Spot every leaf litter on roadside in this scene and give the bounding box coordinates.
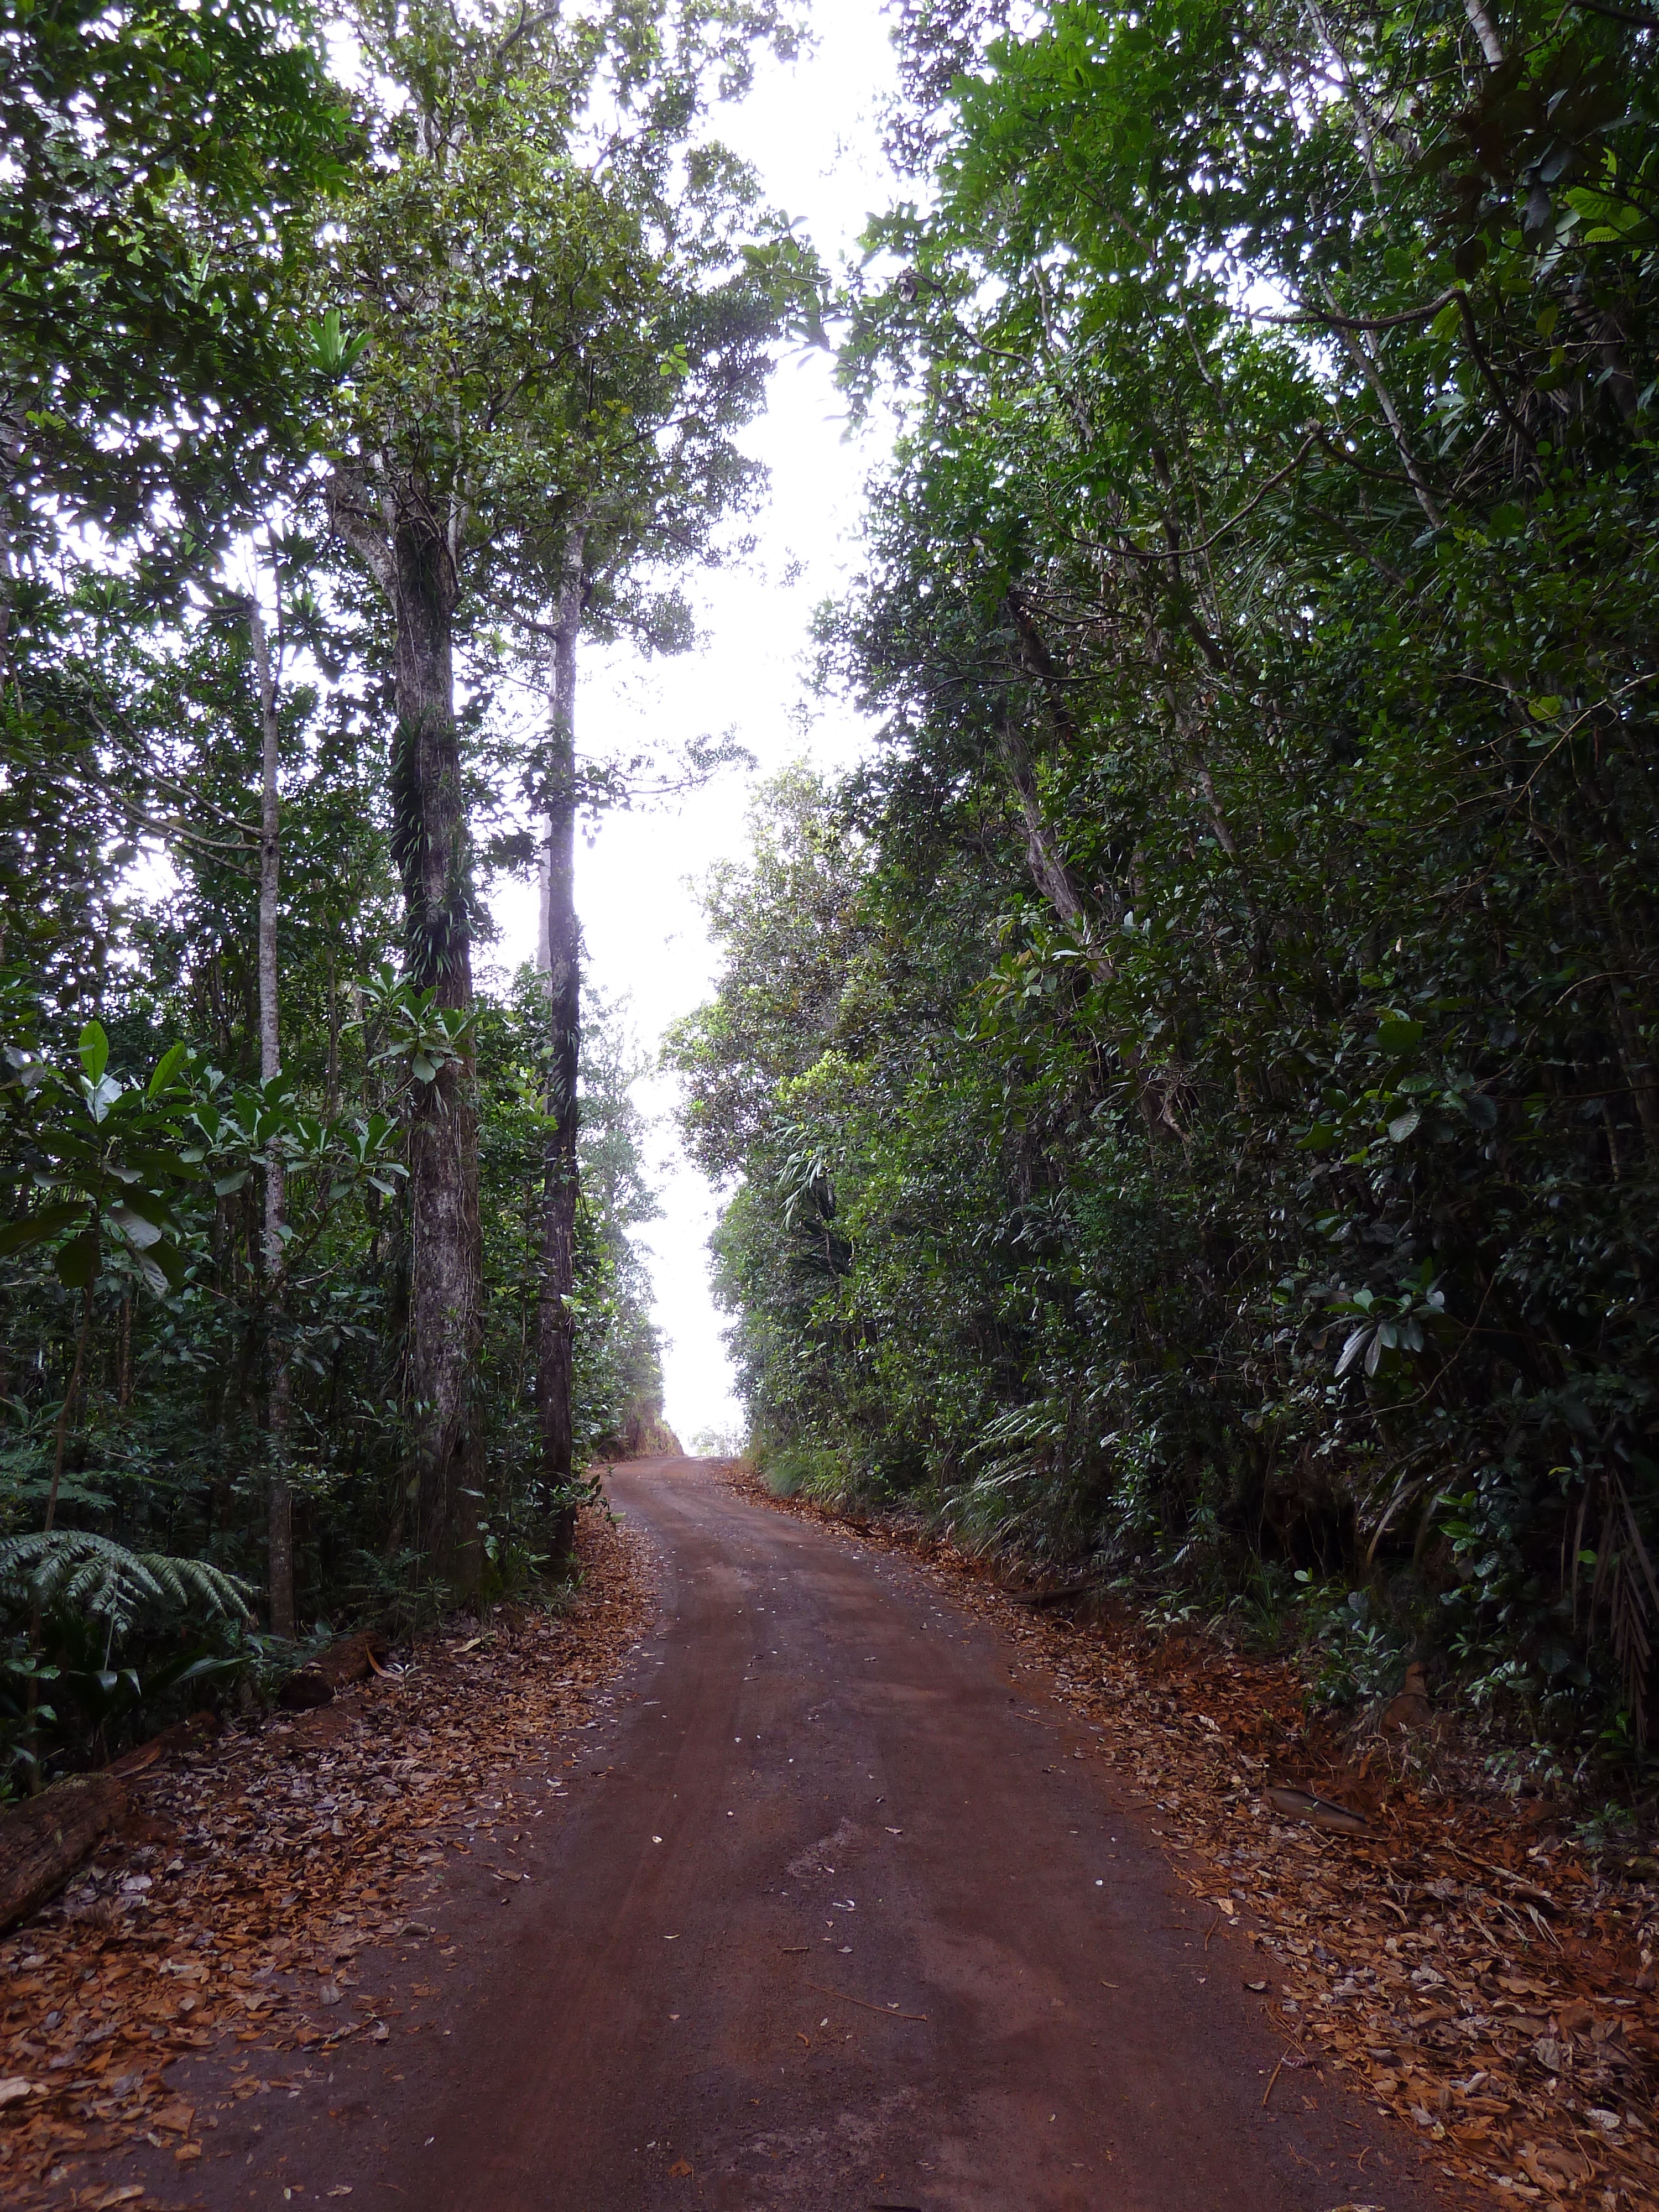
[735,1469,1659,2212]
[0,1510,651,2203]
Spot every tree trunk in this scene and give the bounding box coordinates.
[536,538,584,1559]
[249,589,294,1641]
[325,945,340,1117]
[327,464,483,1588]
[1462,0,1504,65]
[997,707,1094,938]
[0,1773,128,1934]
[389,512,483,1589]
[27,1277,92,1784]
[1320,291,1446,531]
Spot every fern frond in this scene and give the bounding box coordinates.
[0,1530,252,1635]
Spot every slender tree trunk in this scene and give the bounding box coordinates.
[1321,290,1446,530]
[248,591,294,1640]
[995,703,1187,1144]
[389,512,483,1589]
[116,1294,132,1410]
[27,1276,92,1786]
[325,946,340,1117]
[1000,712,1089,931]
[0,404,28,696]
[536,534,583,1559]
[1462,0,1505,65]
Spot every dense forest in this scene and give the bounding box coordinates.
[7,0,1659,1804]
[671,0,1659,1775]
[0,0,816,1788]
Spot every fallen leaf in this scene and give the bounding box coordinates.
[668,2157,693,2177]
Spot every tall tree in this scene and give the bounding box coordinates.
[320,0,812,1567]
[2,0,347,1022]
[686,0,1659,1741]
[247,575,294,1639]
[520,192,816,1527]
[536,539,585,1531]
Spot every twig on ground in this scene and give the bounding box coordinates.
[804,1982,927,2022]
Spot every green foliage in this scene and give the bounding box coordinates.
[677,0,1659,1767]
[0,0,790,1780]
[0,1530,251,1635]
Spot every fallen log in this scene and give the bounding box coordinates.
[0,1773,128,1933]
[277,1629,390,1710]
[108,1709,221,1781]
[1015,1583,1092,1609]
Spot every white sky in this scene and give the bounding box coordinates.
[487,3,900,1448]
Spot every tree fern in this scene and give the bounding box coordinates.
[0,1530,253,1637]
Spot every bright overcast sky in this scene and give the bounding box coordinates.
[488,3,901,1448]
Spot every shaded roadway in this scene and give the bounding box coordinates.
[111,1455,1474,2211]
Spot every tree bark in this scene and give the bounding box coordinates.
[389,505,483,1589]
[0,1774,128,1934]
[248,588,294,1641]
[536,535,584,1558]
[328,464,483,1588]
[1462,0,1505,64]
[997,705,1094,937]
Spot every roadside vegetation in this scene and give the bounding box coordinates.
[0,0,814,1792]
[669,0,1659,1806]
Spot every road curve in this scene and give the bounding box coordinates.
[117,1456,1473,2210]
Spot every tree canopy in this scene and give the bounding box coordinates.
[0,0,800,1786]
[673,0,1659,1762]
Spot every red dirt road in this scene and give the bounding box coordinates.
[105,1457,1475,2209]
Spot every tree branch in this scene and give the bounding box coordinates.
[326,466,395,594]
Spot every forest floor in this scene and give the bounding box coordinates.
[1,1457,1652,2211]
[0,1509,653,2207]
[737,1467,1659,2211]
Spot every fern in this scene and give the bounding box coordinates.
[0,1530,253,1636]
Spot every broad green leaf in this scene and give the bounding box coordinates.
[108,1203,164,1250]
[79,1020,109,1084]
[0,1201,86,1256]
[1376,1018,1423,1056]
[55,1229,101,1288]
[148,1041,189,1097]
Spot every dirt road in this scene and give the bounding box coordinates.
[111,1457,1471,2210]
